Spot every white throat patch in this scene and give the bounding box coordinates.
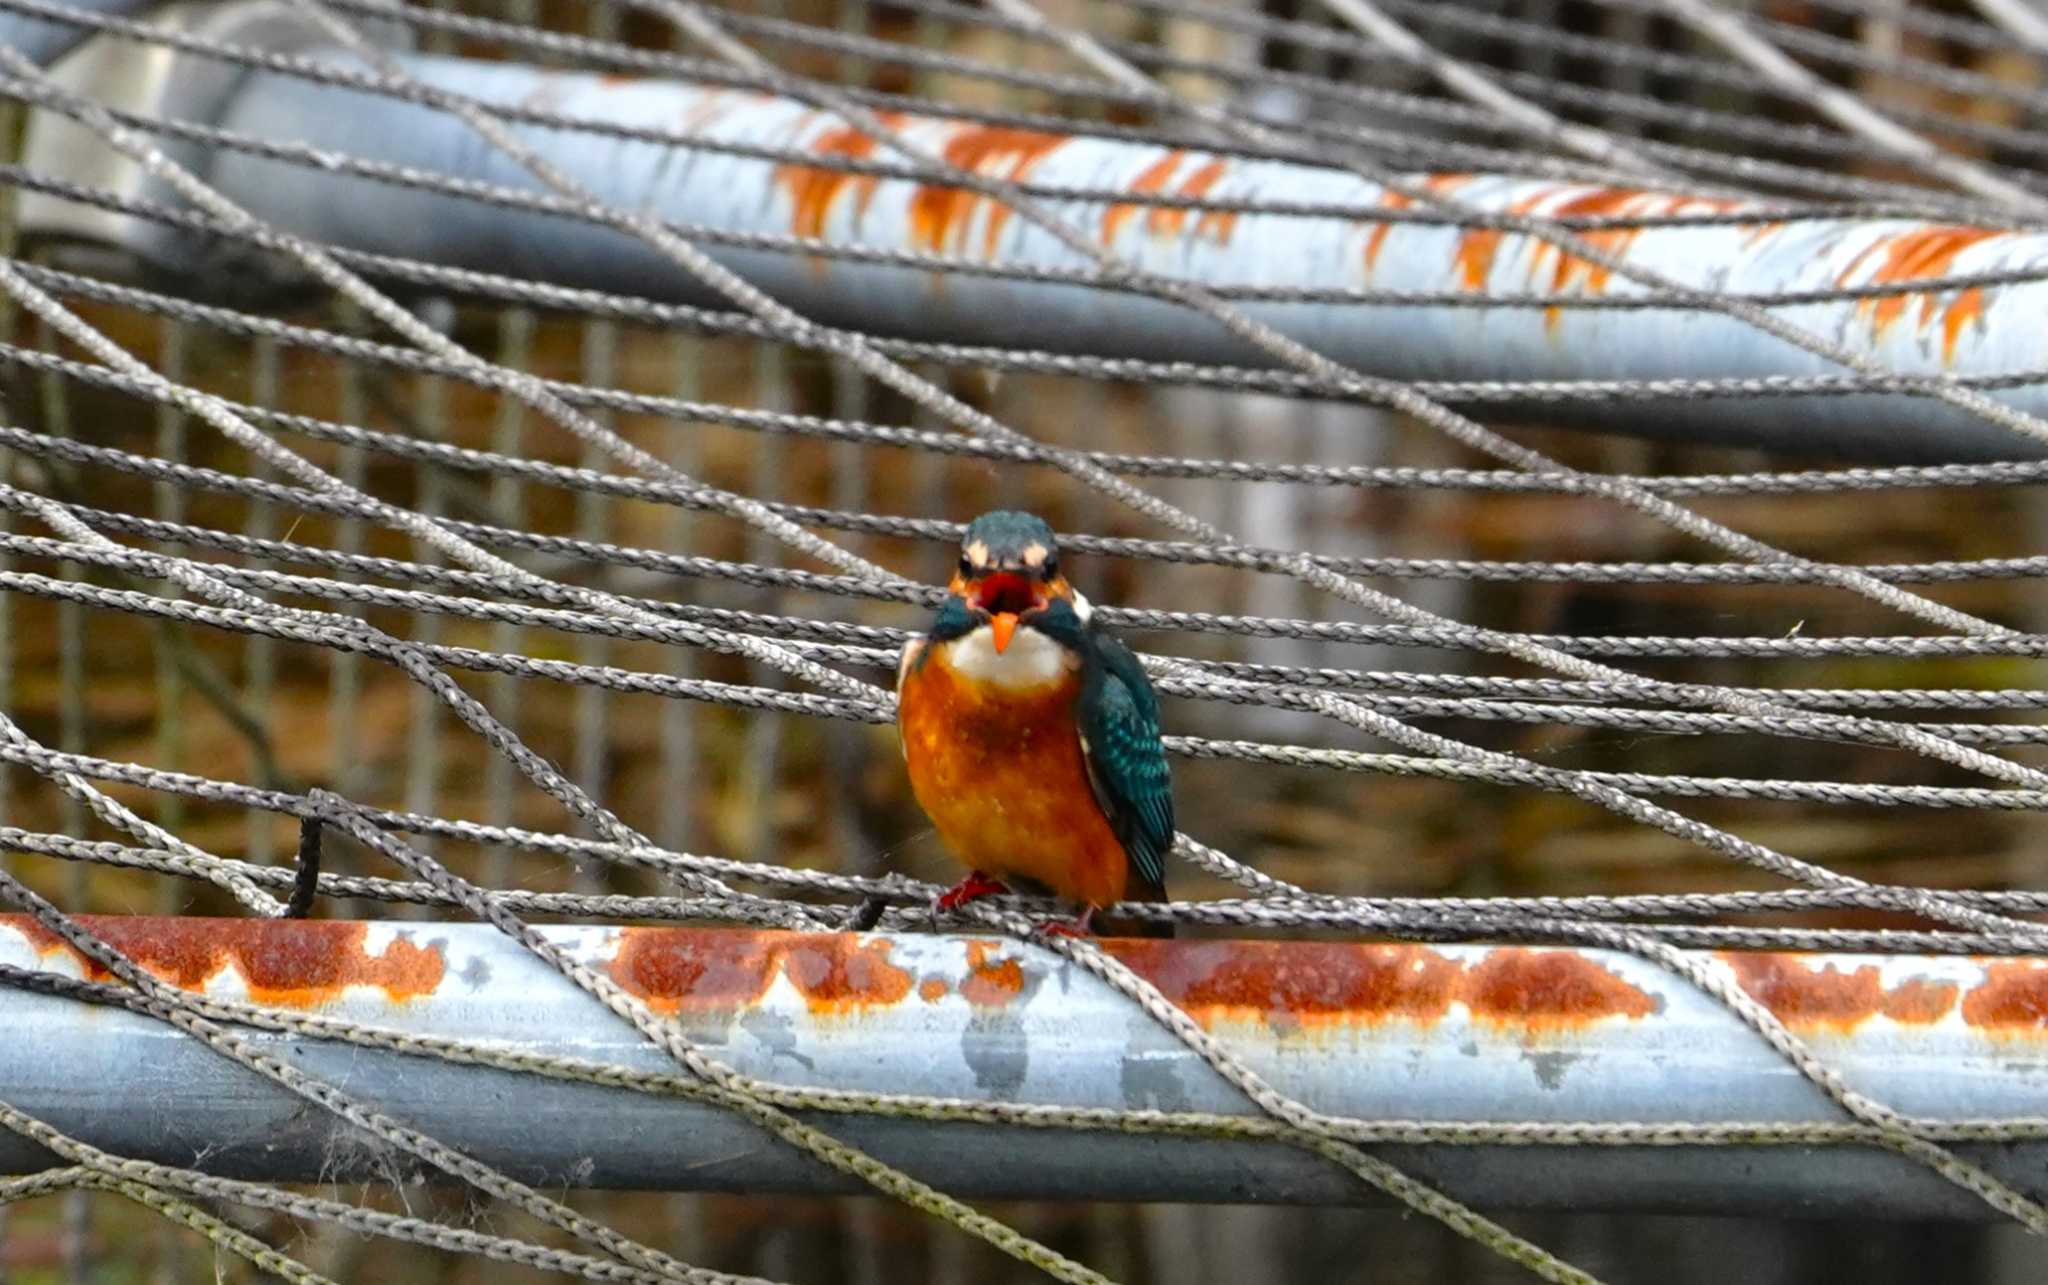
[946,620,1072,689]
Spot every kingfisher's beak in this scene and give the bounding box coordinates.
[990,612,1019,654]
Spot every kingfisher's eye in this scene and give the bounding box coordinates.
[1043,555,1058,578]
[957,556,973,577]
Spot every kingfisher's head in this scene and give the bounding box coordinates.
[947,510,1076,655]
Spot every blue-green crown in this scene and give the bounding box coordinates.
[962,510,1056,560]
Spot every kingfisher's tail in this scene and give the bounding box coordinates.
[1098,875,1174,940]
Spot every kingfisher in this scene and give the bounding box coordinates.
[896,511,1174,937]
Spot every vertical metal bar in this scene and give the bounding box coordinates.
[739,343,787,868]
[150,320,186,893]
[825,354,875,877]
[1602,2,1653,134]
[574,316,616,889]
[330,303,368,917]
[908,363,948,586]
[1140,1206,1204,1285]
[843,1199,887,1285]
[59,1182,89,1285]
[1520,0,1560,85]
[0,97,17,881]
[651,2,705,1257]
[0,101,17,1281]
[1085,1204,1130,1283]
[245,334,280,870]
[483,306,532,894]
[35,311,85,864]
[403,300,454,919]
[657,335,701,859]
[929,1221,973,1285]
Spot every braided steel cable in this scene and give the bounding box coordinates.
[6,0,2048,1279]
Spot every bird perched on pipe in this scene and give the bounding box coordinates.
[896,510,1174,938]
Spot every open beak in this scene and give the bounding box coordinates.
[989,612,1019,654]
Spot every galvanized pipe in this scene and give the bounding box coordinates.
[0,0,150,71]
[16,2,2048,461]
[2,915,2047,1217]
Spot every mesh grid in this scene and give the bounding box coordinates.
[4,0,2048,1280]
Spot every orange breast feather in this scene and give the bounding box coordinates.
[898,645,1131,907]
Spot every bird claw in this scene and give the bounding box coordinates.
[933,871,1008,915]
[1033,907,1096,941]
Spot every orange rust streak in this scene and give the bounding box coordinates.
[775,112,908,245]
[1103,941,1652,1032]
[1537,188,1659,297]
[611,930,779,1017]
[1104,150,1183,245]
[1453,186,1555,293]
[609,929,911,1017]
[1941,287,1986,363]
[1464,949,1655,1027]
[1837,226,2002,347]
[1179,158,1234,244]
[910,126,1067,256]
[6,915,443,1008]
[1361,190,1414,274]
[785,937,914,1012]
[1721,953,1960,1030]
[961,940,1027,1007]
[919,976,949,1003]
[1961,961,2048,1032]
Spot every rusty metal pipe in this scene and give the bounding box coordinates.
[2,915,2048,1217]
[15,2,2048,461]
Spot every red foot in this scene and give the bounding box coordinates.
[935,871,1009,913]
[1034,907,1097,940]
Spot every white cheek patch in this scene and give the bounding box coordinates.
[1069,590,1093,625]
[897,638,924,694]
[948,622,1072,689]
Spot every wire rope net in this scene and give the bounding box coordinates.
[4,0,2048,1279]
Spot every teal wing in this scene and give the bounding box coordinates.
[1077,633,1174,894]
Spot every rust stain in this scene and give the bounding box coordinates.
[1105,942,1656,1034]
[1364,176,1490,278]
[1721,953,1959,1030]
[775,112,909,245]
[910,126,1067,258]
[1939,287,1986,364]
[1464,949,1657,1028]
[919,976,949,1003]
[1529,188,1662,336]
[1740,219,1787,249]
[610,928,913,1016]
[1453,186,1553,293]
[1835,226,2002,359]
[1536,188,1657,297]
[960,940,1026,1007]
[1181,158,1235,244]
[1361,190,1414,274]
[1961,961,2048,1032]
[1106,941,1451,1029]
[784,936,915,1013]
[610,929,778,1016]
[1452,226,1506,293]
[1103,149,1183,245]
[2,915,443,1008]
[1884,976,1960,1025]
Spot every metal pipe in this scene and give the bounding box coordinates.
[14,3,2048,460]
[0,0,151,71]
[2,915,2048,1217]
